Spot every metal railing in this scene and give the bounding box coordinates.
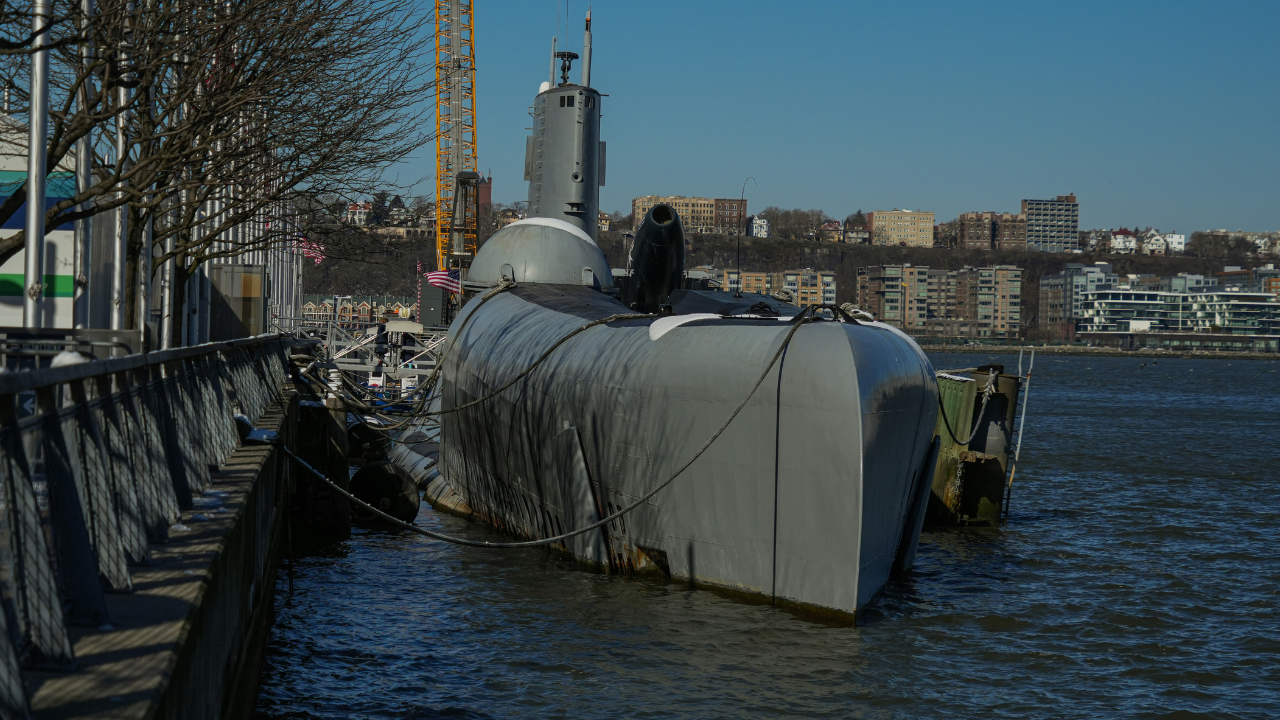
[0,334,292,715]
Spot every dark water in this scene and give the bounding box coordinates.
[255,353,1280,719]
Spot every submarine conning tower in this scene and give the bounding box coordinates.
[526,12,603,241]
[469,11,613,289]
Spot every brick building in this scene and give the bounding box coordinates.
[958,212,997,250]
[714,198,749,234]
[994,212,1027,250]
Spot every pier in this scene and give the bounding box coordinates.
[0,334,340,718]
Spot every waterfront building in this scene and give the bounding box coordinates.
[717,269,771,295]
[855,265,906,327]
[956,265,1021,338]
[1038,262,1119,341]
[1077,288,1280,351]
[856,264,1017,337]
[868,209,935,247]
[902,265,931,333]
[1021,194,1079,252]
[927,268,958,320]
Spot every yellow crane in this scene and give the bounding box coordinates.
[434,0,478,271]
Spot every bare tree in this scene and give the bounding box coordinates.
[0,0,435,338]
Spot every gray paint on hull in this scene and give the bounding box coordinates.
[438,285,938,616]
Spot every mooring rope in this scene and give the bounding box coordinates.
[936,368,999,447]
[276,307,826,548]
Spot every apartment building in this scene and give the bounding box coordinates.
[868,209,935,247]
[855,265,905,326]
[777,269,835,306]
[957,211,1026,251]
[995,213,1027,250]
[958,212,997,250]
[714,198,749,234]
[631,195,747,234]
[956,266,1022,338]
[855,263,1018,337]
[1077,288,1280,351]
[1022,194,1080,252]
[631,196,716,233]
[854,264,936,329]
[716,269,834,306]
[1038,262,1119,341]
[927,269,958,320]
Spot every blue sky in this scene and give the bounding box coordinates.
[398,0,1279,233]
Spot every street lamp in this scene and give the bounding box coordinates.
[734,177,756,297]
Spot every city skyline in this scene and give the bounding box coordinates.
[397,0,1280,235]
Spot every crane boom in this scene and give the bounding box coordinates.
[435,0,478,270]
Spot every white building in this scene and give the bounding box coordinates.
[749,215,769,238]
[1110,231,1137,254]
[345,202,372,226]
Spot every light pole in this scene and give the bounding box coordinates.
[734,177,756,298]
[23,0,51,327]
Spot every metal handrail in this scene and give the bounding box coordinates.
[0,333,287,396]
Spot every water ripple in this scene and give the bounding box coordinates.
[256,353,1280,719]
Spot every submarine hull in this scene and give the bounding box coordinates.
[434,284,939,617]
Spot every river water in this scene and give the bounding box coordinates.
[254,352,1280,719]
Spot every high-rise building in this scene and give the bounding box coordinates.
[868,209,935,247]
[855,265,906,327]
[1022,194,1079,252]
[901,265,932,332]
[956,265,1022,338]
[927,268,958,320]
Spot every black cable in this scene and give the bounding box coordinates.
[936,371,997,446]
[277,308,821,549]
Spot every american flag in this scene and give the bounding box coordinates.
[294,237,325,265]
[425,269,461,294]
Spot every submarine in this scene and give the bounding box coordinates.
[408,13,940,618]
